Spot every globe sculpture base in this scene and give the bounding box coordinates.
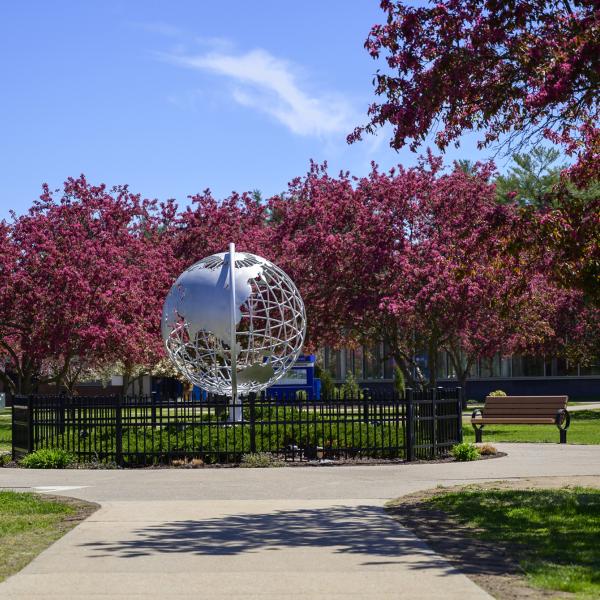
[229,395,243,423]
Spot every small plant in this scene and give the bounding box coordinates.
[240,452,284,468]
[488,389,507,397]
[340,370,363,400]
[20,448,74,469]
[393,366,406,397]
[171,457,204,468]
[315,363,335,398]
[451,442,480,462]
[476,443,497,456]
[0,452,11,467]
[320,370,336,398]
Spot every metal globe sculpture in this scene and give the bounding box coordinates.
[162,244,306,411]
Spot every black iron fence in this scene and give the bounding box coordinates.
[12,388,462,466]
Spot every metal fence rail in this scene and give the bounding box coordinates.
[12,388,462,466]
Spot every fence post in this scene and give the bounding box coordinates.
[58,393,66,435]
[249,392,257,453]
[151,392,157,428]
[12,395,34,460]
[456,387,463,443]
[27,395,34,454]
[362,388,370,423]
[431,387,439,458]
[405,388,414,462]
[115,395,123,467]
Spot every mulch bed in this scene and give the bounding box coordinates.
[1,451,506,469]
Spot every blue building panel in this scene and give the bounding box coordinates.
[268,354,321,399]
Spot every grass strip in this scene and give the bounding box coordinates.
[0,408,11,452]
[428,487,600,598]
[0,491,97,582]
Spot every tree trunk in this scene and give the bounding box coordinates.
[20,371,33,395]
[382,323,428,390]
[428,339,438,388]
[447,347,471,409]
[122,371,130,398]
[391,352,426,390]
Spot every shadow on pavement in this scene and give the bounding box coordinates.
[81,504,455,571]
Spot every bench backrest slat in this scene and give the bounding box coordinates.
[482,396,568,418]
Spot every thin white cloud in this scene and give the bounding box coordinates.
[164,47,356,138]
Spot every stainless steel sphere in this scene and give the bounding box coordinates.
[161,249,306,395]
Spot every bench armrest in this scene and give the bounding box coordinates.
[555,408,570,430]
[471,408,482,421]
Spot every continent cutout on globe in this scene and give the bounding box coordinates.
[162,252,263,351]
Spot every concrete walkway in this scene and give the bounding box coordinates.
[1,443,599,599]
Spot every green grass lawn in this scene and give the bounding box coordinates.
[428,487,600,598]
[0,491,96,582]
[564,400,600,405]
[464,409,600,444]
[0,408,11,452]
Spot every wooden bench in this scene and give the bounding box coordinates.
[471,395,570,444]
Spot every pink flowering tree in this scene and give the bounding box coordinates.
[0,177,179,394]
[384,160,591,389]
[349,0,599,186]
[174,190,268,265]
[267,158,582,389]
[519,180,600,364]
[266,162,400,361]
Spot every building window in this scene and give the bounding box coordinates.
[480,355,502,378]
[580,358,600,376]
[547,358,578,377]
[500,357,511,378]
[383,342,395,379]
[325,348,343,380]
[364,344,384,380]
[351,347,364,379]
[512,355,545,377]
[435,351,449,380]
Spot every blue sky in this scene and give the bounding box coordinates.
[1,0,496,220]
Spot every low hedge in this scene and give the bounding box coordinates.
[42,406,406,464]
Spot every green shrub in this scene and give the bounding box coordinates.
[20,448,74,469]
[451,442,480,462]
[45,404,408,465]
[0,452,11,466]
[240,452,284,468]
[393,366,406,397]
[488,389,507,397]
[341,371,363,400]
[317,368,336,398]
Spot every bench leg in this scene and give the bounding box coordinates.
[474,428,482,443]
[560,429,567,444]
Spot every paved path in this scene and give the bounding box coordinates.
[1,443,599,599]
